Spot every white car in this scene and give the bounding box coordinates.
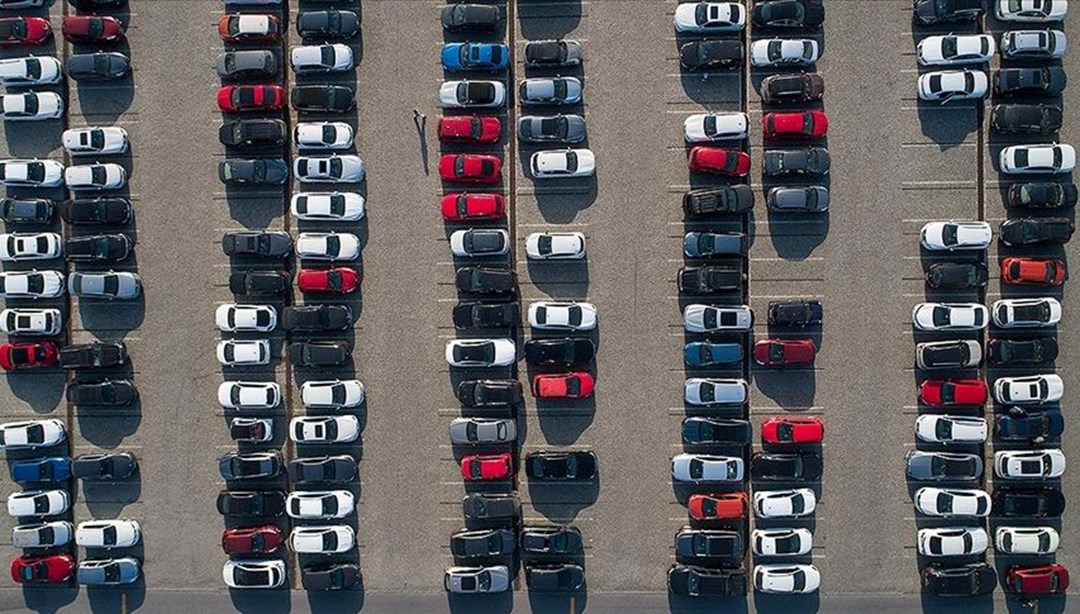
[754,564,820,594]
[68,271,141,300]
[0,270,65,299]
[683,112,748,142]
[0,308,61,335]
[1000,144,1076,174]
[217,381,281,410]
[229,417,273,443]
[445,566,510,594]
[754,488,816,519]
[671,453,744,482]
[529,149,595,178]
[215,304,277,332]
[449,229,510,258]
[290,415,361,444]
[527,301,597,331]
[295,232,361,261]
[915,415,988,444]
[0,159,64,187]
[222,559,285,589]
[684,378,748,405]
[290,192,365,221]
[683,304,753,332]
[917,527,988,557]
[0,232,61,261]
[525,232,586,259]
[992,297,1062,328]
[674,1,746,32]
[294,122,354,150]
[439,80,507,109]
[294,155,365,183]
[995,526,1059,554]
[0,419,65,449]
[995,0,1067,21]
[995,449,1066,479]
[7,490,69,517]
[0,92,62,121]
[62,127,129,155]
[216,339,271,366]
[445,338,516,367]
[914,487,991,517]
[918,70,989,102]
[11,521,74,549]
[752,528,813,556]
[1001,29,1067,59]
[448,418,517,445]
[300,379,365,409]
[994,374,1064,404]
[0,56,62,86]
[290,525,355,554]
[920,221,992,250]
[911,302,988,331]
[65,163,127,190]
[76,520,141,548]
[285,490,354,519]
[291,44,354,72]
[750,38,819,67]
[917,34,996,66]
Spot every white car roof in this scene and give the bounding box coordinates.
[236,15,270,32]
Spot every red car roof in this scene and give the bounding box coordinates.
[533,372,594,399]
[689,147,750,176]
[462,454,512,480]
[688,492,747,520]
[440,193,504,221]
[297,267,359,293]
[1002,257,1066,285]
[222,525,281,554]
[765,111,828,138]
[761,416,824,444]
[919,379,987,406]
[753,339,815,365]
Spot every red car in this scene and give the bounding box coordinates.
[441,193,506,222]
[62,15,123,43]
[919,379,988,406]
[221,525,283,555]
[461,453,513,481]
[762,111,828,139]
[688,492,748,521]
[0,17,51,46]
[218,85,284,113]
[752,339,816,366]
[297,267,360,294]
[1006,564,1069,595]
[11,554,74,584]
[533,372,595,399]
[0,341,58,371]
[1001,257,1066,286]
[761,416,824,444]
[687,146,750,177]
[439,154,502,183]
[438,115,502,144]
[218,13,280,42]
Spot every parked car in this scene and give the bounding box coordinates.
[218,13,279,42]
[767,299,822,326]
[752,528,813,557]
[0,270,64,299]
[229,270,288,297]
[915,340,982,369]
[524,338,595,367]
[920,221,992,250]
[911,302,988,331]
[291,85,355,112]
[915,414,987,443]
[76,520,140,549]
[767,186,829,212]
[754,488,816,518]
[462,492,520,522]
[762,147,830,177]
[527,301,596,331]
[291,43,353,73]
[0,17,50,46]
[685,378,748,405]
[222,559,285,589]
[216,339,270,367]
[7,490,69,517]
[688,492,748,521]
[219,381,280,410]
[526,451,597,481]
[677,265,744,294]
[296,10,360,39]
[675,528,744,564]
[445,338,515,367]
[525,232,586,259]
[529,149,596,178]
[0,56,61,86]
[925,262,988,288]
[519,77,582,105]
[216,305,277,334]
[456,266,516,295]
[294,155,365,183]
[288,455,356,484]
[461,453,513,481]
[906,451,983,481]
[761,416,824,444]
[301,563,360,591]
[672,453,744,482]
[77,558,139,586]
[67,52,129,80]
[216,50,276,79]
[750,38,819,66]
[675,2,746,31]
[291,526,355,555]
[10,457,69,483]
[290,416,360,445]
[914,487,991,517]
[450,528,516,558]
[995,449,1066,479]
[682,417,752,445]
[763,111,828,139]
[441,3,500,32]
[0,341,57,370]
[291,192,365,221]
[1000,217,1074,245]
[760,72,824,104]
[521,526,582,554]
[281,305,352,332]
[285,490,354,520]
[919,379,987,406]
[300,379,364,409]
[524,39,583,66]
[1000,145,1075,174]
[215,490,285,517]
[66,380,137,406]
[917,34,995,65]
[683,185,754,215]
[297,267,360,294]
[222,525,281,555]
[441,42,509,71]
[753,338,816,366]
[1001,257,1066,286]
[683,231,747,257]
[438,115,501,144]
[917,70,989,102]
[995,0,1067,21]
[0,419,65,449]
[0,308,61,336]
[751,452,823,481]
[991,298,1062,328]
[922,563,997,596]
[994,67,1067,96]
[1005,565,1070,596]
[1007,181,1077,208]
[444,566,510,594]
[0,92,62,121]
[220,119,286,147]
[687,146,750,176]
[753,564,821,594]
[996,526,1060,555]
[992,487,1065,517]
[72,452,136,480]
[679,40,743,70]
[219,451,282,481]
[449,418,516,445]
[452,302,518,329]
[11,554,73,584]
[684,303,753,332]
[991,104,1063,134]
[0,198,54,224]
[995,407,1064,442]
[0,233,61,261]
[217,85,284,113]
[439,80,506,108]
[440,154,501,184]
[11,521,73,549]
[295,232,361,261]
[1001,29,1067,59]
[668,565,747,597]
[517,114,585,144]
[918,527,988,557]
[61,197,132,225]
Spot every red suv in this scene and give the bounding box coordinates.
[439,154,501,183]
[752,339,815,366]
[11,554,74,584]
[687,146,750,176]
[441,193,505,222]
[221,525,283,555]
[62,16,123,43]
[1001,257,1066,286]
[461,453,513,481]
[1006,564,1069,595]
[761,417,824,444]
[438,115,501,144]
[297,267,360,294]
[0,17,51,46]
[688,492,748,521]
[919,379,987,406]
[218,85,284,113]
[763,111,828,139]
[533,372,595,399]
[0,341,58,371]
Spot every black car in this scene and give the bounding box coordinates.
[526,564,584,592]
[668,565,747,597]
[767,299,823,326]
[291,85,356,112]
[992,487,1065,518]
[991,104,1062,135]
[219,120,287,148]
[912,0,983,24]
[761,72,824,104]
[229,270,289,297]
[296,10,360,39]
[995,407,1064,443]
[288,455,357,483]
[677,265,745,294]
[215,50,277,80]
[67,52,128,80]
[219,451,282,481]
[452,302,519,328]
[64,234,131,262]
[0,198,53,224]
[450,528,516,559]
[60,198,132,225]
[683,185,754,216]
[524,40,582,67]
[456,266,516,295]
[462,492,520,522]
[289,341,351,367]
[66,379,137,406]
[1007,182,1077,209]
[925,262,989,289]
[72,452,136,480]
[222,231,292,258]
[768,186,829,212]
[999,217,1074,246]
[762,147,830,177]
[215,490,286,517]
[682,417,753,445]
[282,305,352,331]
[58,341,126,369]
[525,451,597,481]
[922,564,997,597]
[679,40,743,71]
[751,452,822,481]
[988,336,1057,365]
[675,529,744,563]
[441,3,500,31]
[302,563,361,591]
[521,526,582,554]
[219,159,289,186]
[456,379,523,408]
[524,338,595,367]
[751,0,825,27]
[229,418,270,443]
[993,67,1067,96]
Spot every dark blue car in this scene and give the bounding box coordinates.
[11,457,71,483]
[684,341,743,367]
[995,409,1064,443]
[441,43,509,71]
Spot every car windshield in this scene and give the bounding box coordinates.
[702,309,718,329]
[552,79,567,99]
[320,46,335,66]
[941,224,958,246]
[776,422,794,442]
[936,419,953,440]
[101,525,117,545]
[566,377,580,396]
[478,570,491,590]
[565,151,578,172]
[26,163,43,182]
[936,492,953,513]
[940,383,955,403]
[701,497,717,516]
[769,343,784,362]
[688,458,704,479]
[932,307,950,326]
[942,37,957,59]
[7,20,25,37]
[699,382,715,403]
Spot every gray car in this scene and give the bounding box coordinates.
[77,557,140,585]
[449,528,516,558]
[767,186,829,213]
[518,77,582,106]
[524,40,583,66]
[444,566,510,593]
[216,50,277,79]
[68,271,141,300]
[683,231,747,257]
[517,114,586,143]
[67,52,129,81]
[448,418,517,445]
[906,451,983,482]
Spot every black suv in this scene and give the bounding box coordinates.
[991,104,1063,135]
[679,40,742,71]
[925,262,988,289]
[524,338,595,367]
[289,341,352,367]
[215,490,286,517]
[462,492,520,522]
[66,379,138,406]
[452,302,519,328]
[675,529,744,564]
[912,0,983,24]
[64,234,131,262]
[291,85,355,112]
[229,270,289,297]
[922,564,996,597]
[668,565,747,597]
[999,217,1074,246]
[456,379,524,409]
[992,488,1066,518]
[282,305,352,331]
[763,147,830,177]
[767,299,823,326]
[525,451,597,481]
[993,67,1067,96]
[456,267,516,295]
[59,341,126,369]
[677,265,745,294]
[988,337,1057,365]
[61,198,132,225]
[0,198,53,224]
[683,185,754,216]
[1007,182,1077,209]
[73,452,137,480]
[761,73,824,104]
[751,452,823,481]
[219,119,287,148]
[682,417,753,445]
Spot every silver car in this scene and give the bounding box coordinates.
[517,114,586,144]
[905,450,983,481]
[449,418,517,445]
[672,453,744,482]
[683,304,753,332]
[68,271,141,300]
[444,565,510,593]
[215,50,277,79]
[77,557,140,585]
[518,77,582,106]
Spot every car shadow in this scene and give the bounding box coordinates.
[517,0,581,39]
[74,396,141,449]
[526,473,599,523]
[5,370,65,412]
[81,468,141,519]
